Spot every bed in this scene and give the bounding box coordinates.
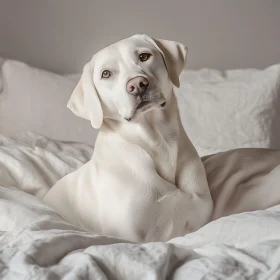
[1,132,280,279]
[0,57,280,279]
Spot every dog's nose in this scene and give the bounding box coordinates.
[126,76,149,95]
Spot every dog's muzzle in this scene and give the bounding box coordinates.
[124,76,166,121]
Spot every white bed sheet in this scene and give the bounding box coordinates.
[1,133,280,279]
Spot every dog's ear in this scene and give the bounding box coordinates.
[67,63,103,129]
[142,35,187,88]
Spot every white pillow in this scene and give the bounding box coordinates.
[2,60,280,155]
[176,64,280,156]
[0,60,97,146]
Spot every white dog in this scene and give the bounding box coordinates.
[44,34,280,242]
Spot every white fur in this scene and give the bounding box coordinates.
[43,34,213,242]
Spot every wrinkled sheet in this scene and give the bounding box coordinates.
[0,132,93,198]
[1,133,280,279]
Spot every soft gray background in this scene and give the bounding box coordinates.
[0,0,280,74]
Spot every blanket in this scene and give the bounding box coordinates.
[1,133,280,279]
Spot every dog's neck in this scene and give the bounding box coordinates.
[103,92,196,183]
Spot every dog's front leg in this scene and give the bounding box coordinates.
[175,136,213,231]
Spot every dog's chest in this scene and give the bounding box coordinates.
[151,137,178,184]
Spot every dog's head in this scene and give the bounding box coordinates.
[68,34,187,128]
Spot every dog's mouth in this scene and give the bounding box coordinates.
[125,96,166,122]
[135,100,151,110]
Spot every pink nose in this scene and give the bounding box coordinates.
[126,76,149,95]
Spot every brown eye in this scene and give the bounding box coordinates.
[139,53,151,62]
[101,70,111,79]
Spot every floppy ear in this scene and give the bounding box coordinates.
[67,63,103,129]
[143,35,187,88]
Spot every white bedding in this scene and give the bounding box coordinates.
[1,133,280,279]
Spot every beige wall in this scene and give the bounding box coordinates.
[0,0,280,73]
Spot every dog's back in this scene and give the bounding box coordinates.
[203,148,280,220]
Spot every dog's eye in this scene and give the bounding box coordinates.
[101,70,111,79]
[139,53,151,62]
